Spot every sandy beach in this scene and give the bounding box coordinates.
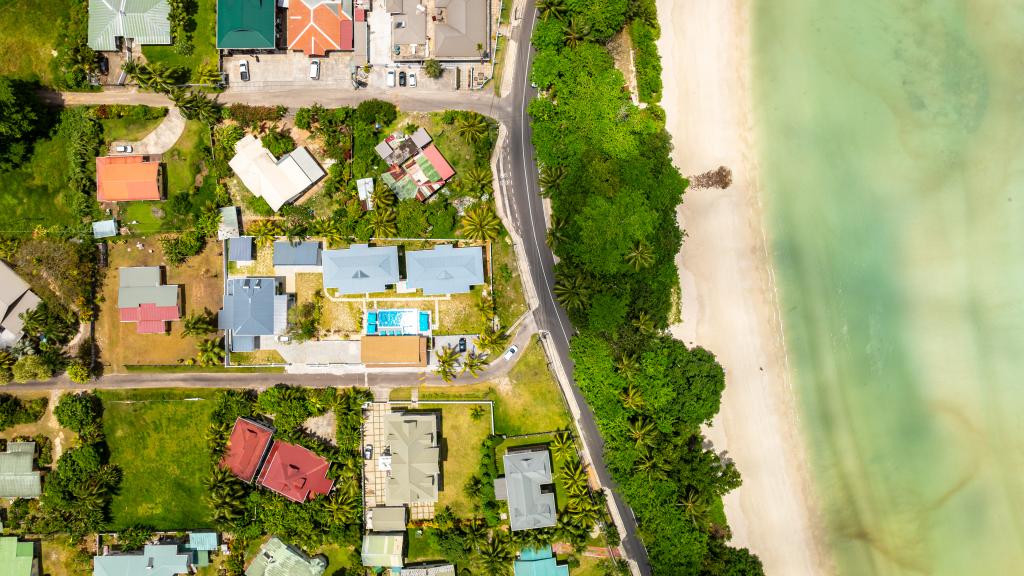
[656,1,832,574]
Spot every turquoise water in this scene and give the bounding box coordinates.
[754,0,1024,573]
[365,309,431,335]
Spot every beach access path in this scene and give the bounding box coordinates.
[656,1,833,574]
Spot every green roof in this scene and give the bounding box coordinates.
[360,533,403,568]
[245,538,326,576]
[381,171,419,200]
[0,537,36,576]
[0,443,40,499]
[88,0,171,52]
[416,154,441,182]
[217,0,276,49]
[187,532,218,551]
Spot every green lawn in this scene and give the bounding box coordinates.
[496,337,572,435]
[0,0,73,84]
[406,528,445,563]
[140,0,218,79]
[430,403,492,516]
[100,389,216,530]
[492,235,528,329]
[0,125,78,233]
[165,119,208,195]
[101,113,167,143]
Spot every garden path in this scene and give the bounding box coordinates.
[108,107,185,155]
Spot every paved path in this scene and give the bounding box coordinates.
[110,107,186,155]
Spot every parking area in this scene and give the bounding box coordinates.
[434,334,479,357]
[259,337,362,366]
[223,51,362,90]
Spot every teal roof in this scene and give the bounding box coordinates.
[514,547,569,576]
[0,537,36,576]
[93,545,190,576]
[88,0,171,51]
[217,0,276,49]
[187,532,218,551]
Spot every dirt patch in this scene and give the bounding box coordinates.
[303,411,337,445]
[606,28,639,103]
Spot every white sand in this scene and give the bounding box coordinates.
[655,1,833,574]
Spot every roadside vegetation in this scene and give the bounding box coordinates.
[531,0,762,573]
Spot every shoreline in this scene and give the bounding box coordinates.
[655,1,832,574]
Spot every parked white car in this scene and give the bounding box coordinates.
[408,72,417,87]
[115,144,133,153]
[239,60,250,82]
[386,69,396,87]
[502,345,519,361]
[309,59,320,80]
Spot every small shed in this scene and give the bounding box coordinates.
[228,236,255,264]
[218,206,241,240]
[273,241,321,267]
[356,177,374,210]
[368,506,407,532]
[361,533,404,568]
[92,219,118,239]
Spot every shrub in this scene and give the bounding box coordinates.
[631,21,663,103]
[161,231,205,265]
[226,104,286,127]
[12,355,52,383]
[54,392,102,438]
[66,361,91,384]
[424,59,443,79]
[262,128,296,157]
[118,525,155,551]
[244,194,275,217]
[0,394,47,431]
[355,99,397,127]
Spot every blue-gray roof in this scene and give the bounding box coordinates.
[187,532,218,552]
[229,237,255,262]
[273,241,321,266]
[92,544,190,576]
[323,244,399,294]
[92,219,118,238]
[500,448,557,531]
[405,245,484,295]
[219,278,279,338]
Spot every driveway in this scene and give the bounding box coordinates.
[260,338,362,368]
[109,107,185,155]
[224,51,360,91]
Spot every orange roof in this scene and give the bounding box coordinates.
[361,335,428,367]
[287,0,354,56]
[96,156,161,202]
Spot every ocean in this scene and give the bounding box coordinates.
[753,0,1024,573]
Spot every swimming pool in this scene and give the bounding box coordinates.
[365,308,431,335]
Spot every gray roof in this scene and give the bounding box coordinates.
[384,412,440,506]
[231,335,257,353]
[0,442,40,499]
[92,545,190,576]
[369,506,407,532]
[433,0,489,59]
[88,0,172,52]
[219,278,282,339]
[219,206,241,240]
[118,267,179,308]
[391,0,427,47]
[229,237,255,262]
[273,241,321,266]
[0,263,39,347]
[245,537,326,576]
[405,244,484,295]
[92,219,118,238]
[375,140,394,161]
[410,127,432,148]
[500,448,557,531]
[322,244,399,294]
[286,147,326,182]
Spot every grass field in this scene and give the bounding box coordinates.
[491,235,528,328]
[40,537,92,576]
[406,527,444,563]
[0,0,73,84]
[0,123,78,233]
[165,120,208,195]
[140,0,218,78]
[101,114,167,143]
[100,389,216,530]
[426,403,492,516]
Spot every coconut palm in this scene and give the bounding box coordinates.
[460,203,502,243]
[195,61,222,86]
[677,488,710,529]
[564,17,592,48]
[462,167,494,199]
[546,213,568,250]
[551,431,575,461]
[309,218,344,246]
[436,346,460,382]
[474,326,509,354]
[613,353,639,381]
[634,450,669,480]
[433,505,457,532]
[553,271,590,312]
[627,417,657,449]
[463,475,484,502]
[537,0,568,20]
[372,181,397,209]
[456,112,489,144]
[369,207,397,239]
[182,311,217,337]
[560,459,588,494]
[538,164,566,197]
[205,467,248,525]
[175,90,221,125]
[249,219,283,245]
[460,352,489,378]
[624,240,654,271]
[620,382,644,411]
[477,534,512,575]
[325,489,359,523]
[566,494,602,528]
[194,338,225,367]
[461,519,487,551]
[205,420,232,454]
[632,310,656,335]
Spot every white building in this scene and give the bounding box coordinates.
[228,135,326,212]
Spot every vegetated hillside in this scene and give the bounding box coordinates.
[530,0,764,573]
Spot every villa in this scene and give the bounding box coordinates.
[245,537,326,576]
[218,278,290,352]
[496,447,558,531]
[117,267,180,334]
[0,262,40,349]
[229,135,325,212]
[386,0,491,62]
[383,412,441,506]
[286,0,354,56]
[322,244,400,295]
[221,417,274,483]
[87,0,171,52]
[376,129,455,201]
[257,441,334,503]
[405,244,485,295]
[92,544,190,576]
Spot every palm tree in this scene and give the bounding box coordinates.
[372,181,397,209]
[614,353,639,381]
[628,417,656,449]
[205,467,248,525]
[325,489,359,523]
[461,519,487,551]
[553,272,589,312]
[194,338,225,367]
[462,167,494,199]
[632,310,656,335]
[677,488,710,529]
[369,207,397,238]
[456,113,489,144]
[477,534,512,576]
[537,0,568,21]
[433,505,457,532]
[195,61,221,86]
[474,326,509,354]
[309,218,344,246]
[551,431,575,461]
[147,62,179,93]
[463,474,484,502]
[182,311,217,337]
[0,349,14,371]
[538,164,566,197]
[560,459,588,494]
[546,213,568,250]
[634,450,669,480]
[175,90,221,124]
[564,17,592,48]
[206,420,231,455]
[624,241,654,271]
[436,346,460,382]
[460,352,489,378]
[250,219,283,245]
[620,382,644,411]
[460,203,502,243]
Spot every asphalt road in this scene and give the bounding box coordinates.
[498,5,652,574]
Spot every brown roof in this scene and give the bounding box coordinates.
[361,335,427,367]
[221,417,274,482]
[96,156,161,202]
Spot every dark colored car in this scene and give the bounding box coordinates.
[458,337,467,353]
[98,55,109,75]
[363,444,373,460]
[398,71,407,87]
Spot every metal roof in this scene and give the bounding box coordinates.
[273,241,322,266]
[513,546,570,576]
[0,537,35,576]
[186,532,218,552]
[219,278,282,339]
[322,244,399,294]
[368,506,407,532]
[404,244,484,295]
[245,538,326,576]
[118,267,179,308]
[216,0,276,49]
[88,0,171,51]
[410,127,433,148]
[403,565,456,576]
[360,533,404,568]
[433,0,489,59]
[219,207,241,240]
[0,443,39,499]
[92,545,190,576]
[0,263,37,346]
[228,237,255,262]
[92,219,118,238]
[383,412,440,506]
[500,448,557,531]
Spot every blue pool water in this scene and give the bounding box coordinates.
[365,308,431,335]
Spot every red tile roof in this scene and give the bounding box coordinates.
[136,320,168,334]
[287,0,354,56]
[421,144,456,181]
[222,418,275,483]
[257,441,334,502]
[119,303,181,322]
[96,156,161,202]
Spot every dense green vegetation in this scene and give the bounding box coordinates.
[0,393,47,431]
[631,20,662,103]
[530,0,762,573]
